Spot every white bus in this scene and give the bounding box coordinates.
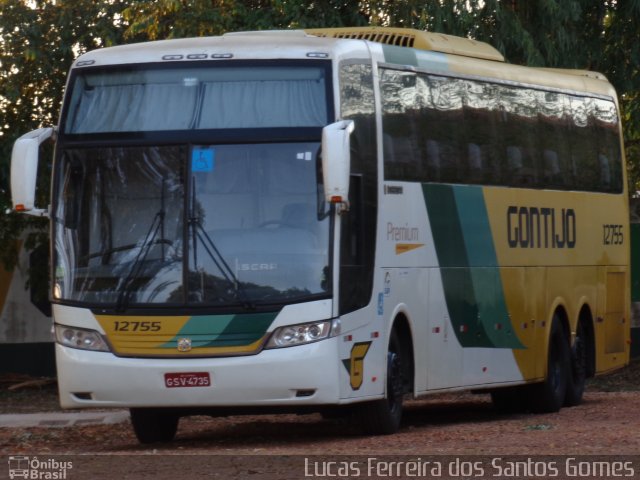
[11,27,629,443]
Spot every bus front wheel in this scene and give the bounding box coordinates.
[130,408,180,444]
[354,330,404,435]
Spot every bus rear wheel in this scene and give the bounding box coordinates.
[130,408,180,444]
[564,321,587,407]
[529,317,570,413]
[354,330,404,435]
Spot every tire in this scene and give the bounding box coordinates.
[354,330,404,435]
[564,321,587,407]
[130,408,179,444]
[529,317,570,413]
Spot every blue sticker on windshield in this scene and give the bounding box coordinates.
[192,147,215,172]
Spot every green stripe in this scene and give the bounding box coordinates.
[423,184,492,347]
[423,184,523,349]
[162,311,278,349]
[454,187,523,348]
[381,45,450,72]
[382,44,418,67]
[454,187,497,267]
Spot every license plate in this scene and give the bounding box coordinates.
[164,372,211,388]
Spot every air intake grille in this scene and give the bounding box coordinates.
[313,30,415,48]
[305,27,505,62]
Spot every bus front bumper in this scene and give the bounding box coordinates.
[55,338,341,409]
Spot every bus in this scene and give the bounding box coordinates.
[10,27,630,443]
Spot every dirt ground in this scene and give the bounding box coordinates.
[3,390,640,455]
[1,362,639,479]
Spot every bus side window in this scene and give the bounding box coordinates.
[568,96,600,191]
[467,142,483,182]
[538,91,570,189]
[543,149,562,186]
[599,153,611,190]
[591,98,622,193]
[426,139,441,181]
[426,75,465,184]
[462,80,504,186]
[506,145,523,184]
[339,62,377,314]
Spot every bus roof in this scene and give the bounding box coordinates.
[71,27,616,100]
[71,31,352,67]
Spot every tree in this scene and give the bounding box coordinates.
[0,0,130,270]
[1,0,639,280]
[122,0,368,39]
[594,0,640,192]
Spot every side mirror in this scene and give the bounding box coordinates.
[11,127,55,217]
[322,120,354,209]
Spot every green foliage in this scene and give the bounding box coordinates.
[121,0,368,39]
[1,0,639,284]
[0,0,130,272]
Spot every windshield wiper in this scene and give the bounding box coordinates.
[189,176,254,309]
[115,179,167,312]
[115,210,164,312]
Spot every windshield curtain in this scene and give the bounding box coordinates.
[64,65,328,133]
[53,143,330,308]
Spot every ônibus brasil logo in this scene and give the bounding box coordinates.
[8,456,72,479]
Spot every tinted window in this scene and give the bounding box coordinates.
[382,68,623,193]
[339,63,378,314]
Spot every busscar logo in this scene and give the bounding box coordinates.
[177,337,193,352]
[8,456,73,479]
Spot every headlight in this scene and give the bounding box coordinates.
[266,320,333,348]
[55,324,110,352]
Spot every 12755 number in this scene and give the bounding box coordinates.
[113,321,161,332]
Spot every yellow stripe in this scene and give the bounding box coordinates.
[483,187,629,378]
[95,314,268,357]
[395,243,425,254]
[112,336,267,357]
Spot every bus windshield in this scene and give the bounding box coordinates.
[52,143,330,308]
[63,64,329,133]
